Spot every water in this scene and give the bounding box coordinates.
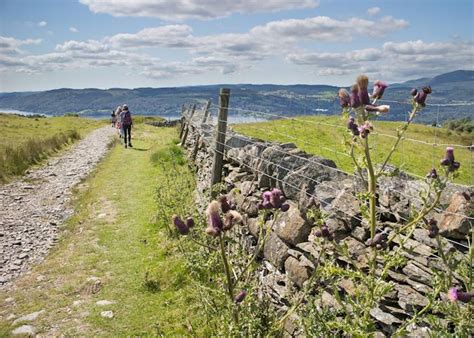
[0,108,46,117]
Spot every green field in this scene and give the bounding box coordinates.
[233,115,473,185]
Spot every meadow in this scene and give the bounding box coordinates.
[233,115,473,185]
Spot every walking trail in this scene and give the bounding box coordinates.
[0,126,116,288]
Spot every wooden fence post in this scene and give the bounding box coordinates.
[201,100,211,124]
[180,104,196,146]
[211,88,230,187]
[179,105,187,139]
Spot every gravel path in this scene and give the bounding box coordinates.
[0,126,116,288]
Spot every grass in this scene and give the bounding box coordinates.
[0,113,105,182]
[232,115,473,185]
[0,123,205,336]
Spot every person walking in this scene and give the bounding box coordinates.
[114,105,124,138]
[121,104,133,148]
[111,110,116,127]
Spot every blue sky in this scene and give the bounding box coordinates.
[0,0,473,92]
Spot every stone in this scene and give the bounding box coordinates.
[351,226,369,242]
[263,232,290,271]
[438,191,473,239]
[274,201,312,246]
[246,217,260,238]
[330,189,361,228]
[284,256,313,288]
[12,325,36,336]
[396,284,429,313]
[13,310,44,324]
[402,262,433,284]
[96,300,115,306]
[370,307,402,326]
[100,310,114,318]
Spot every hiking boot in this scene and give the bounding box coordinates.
[128,143,133,148]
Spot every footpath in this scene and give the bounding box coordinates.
[0,126,116,287]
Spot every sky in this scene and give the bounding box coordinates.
[0,0,473,92]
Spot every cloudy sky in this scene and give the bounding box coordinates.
[0,0,473,92]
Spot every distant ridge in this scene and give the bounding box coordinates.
[0,70,472,123]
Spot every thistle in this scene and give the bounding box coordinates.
[350,84,361,108]
[357,75,370,105]
[235,290,247,303]
[371,80,388,100]
[440,147,460,172]
[414,86,432,106]
[347,116,360,136]
[338,88,350,108]
[448,288,474,303]
[223,210,243,230]
[426,168,438,179]
[172,215,189,235]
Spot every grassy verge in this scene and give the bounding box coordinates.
[0,114,105,182]
[0,123,205,336]
[233,115,472,185]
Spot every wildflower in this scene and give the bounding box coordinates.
[410,88,418,97]
[219,196,232,213]
[350,85,361,108]
[440,147,461,172]
[357,75,370,105]
[368,231,388,248]
[414,86,432,106]
[448,287,474,303]
[270,188,284,209]
[371,80,388,100]
[206,200,221,218]
[338,88,350,108]
[172,215,189,235]
[347,117,360,136]
[209,211,224,230]
[358,121,373,138]
[427,219,439,238]
[315,224,332,240]
[280,203,290,212]
[426,168,438,179]
[205,225,221,237]
[186,217,195,228]
[235,290,247,303]
[364,104,390,114]
[223,210,243,230]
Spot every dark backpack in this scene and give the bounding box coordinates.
[123,111,132,125]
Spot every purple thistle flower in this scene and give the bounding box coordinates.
[280,203,290,212]
[347,117,360,136]
[357,75,370,105]
[440,147,461,172]
[350,85,361,108]
[314,229,322,237]
[426,168,438,179]
[358,122,373,139]
[172,215,189,235]
[186,217,195,228]
[448,288,474,303]
[209,212,224,230]
[338,88,350,108]
[410,88,418,97]
[371,80,388,100]
[321,225,330,238]
[219,195,231,213]
[414,86,432,106]
[223,210,243,231]
[270,188,283,208]
[235,290,247,303]
[262,191,272,203]
[205,226,221,237]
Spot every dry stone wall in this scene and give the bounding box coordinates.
[181,118,472,337]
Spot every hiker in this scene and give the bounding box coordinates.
[114,105,124,138]
[111,110,116,127]
[121,104,133,148]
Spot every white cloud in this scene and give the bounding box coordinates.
[0,36,42,55]
[79,0,319,21]
[107,25,194,48]
[286,40,474,81]
[367,7,380,16]
[38,21,48,27]
[70,27,79,33]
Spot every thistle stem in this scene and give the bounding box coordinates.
[364,136,377,240]
[219,235,238,324]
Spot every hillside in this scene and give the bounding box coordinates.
[0,70,472,123]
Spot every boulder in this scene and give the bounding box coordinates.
[284,255,314,288]
[274,201,312,246]
[438,191,473,239]
[264,231,290,271]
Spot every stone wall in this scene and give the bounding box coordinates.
[180,118,473,337]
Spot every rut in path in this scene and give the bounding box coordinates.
[0,126,116,288]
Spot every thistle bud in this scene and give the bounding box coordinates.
[186,217,195,228]
[371,80,388,100]
[235,290,247,303]
[172,215,189,235]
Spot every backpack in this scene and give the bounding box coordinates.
[122,111,132,125]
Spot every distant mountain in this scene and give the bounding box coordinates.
[0,70,472,123]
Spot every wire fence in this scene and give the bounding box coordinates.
[178,94,473,250]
